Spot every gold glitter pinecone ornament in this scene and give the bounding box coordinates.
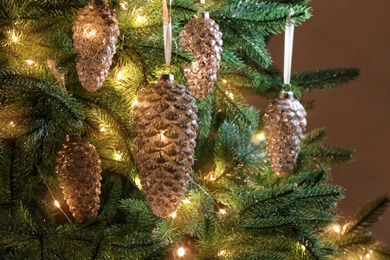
[133,74,198,218]
[72,0,119,92]
[55,134,102,222]
[180,12,222,100]
[264,91,307,176]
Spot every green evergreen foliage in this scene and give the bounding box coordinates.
[0,0,387,259]
[327,195,390,259]
[291,68,360,92]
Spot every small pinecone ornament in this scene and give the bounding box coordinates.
[133,74,198,218]
[55,134,102,222]
[264,91,307,176]
[180,12,222,100]
[72,0,119,92]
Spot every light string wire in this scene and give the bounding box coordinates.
[35,163,76,228]
[283,8,295,91]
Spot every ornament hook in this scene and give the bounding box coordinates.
[90,0,105,6]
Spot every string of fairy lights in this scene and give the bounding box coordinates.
[3,26,282,252]
[2,1,380,259]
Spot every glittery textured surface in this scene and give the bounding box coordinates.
[180,13,222,100]
[133,75,198,218]
[264,91,307,176]
[72,4,119,92]
[55,134,102,223]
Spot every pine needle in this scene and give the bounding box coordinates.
[343,194,390,234]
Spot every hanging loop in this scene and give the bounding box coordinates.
[162,0,172,66]
[283,8,295,86]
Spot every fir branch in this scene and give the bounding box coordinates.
[213,85,256,127]
[336,231,374,250]
[99,175,123,222]
[172,0,198,21]
[304,145,354,165]
[269,0,310,4]
[218,66,281,94]
[6,138,15,206]
[72,90,136,167]
[220,50,245,68]
[238,185,297,217]
[226,234,295,260]
[302,128,328,147]
[241,217,296,232]
[286,166,330,188]
[220,22,272,68]
[371,242,390,259]
[196,96,215,140]
[292,68,360,92]
[302,100,316,113]
[214,121,241,164]
[297,231,335,260]
[91,232,104,260]
[294,185,344,211]
[0,69,84,125]
[343,194,390,234]
[119,199,159,232]
[228,248,287,260]
[213,2,311,35]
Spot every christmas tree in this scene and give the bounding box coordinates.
[0,0,389,259]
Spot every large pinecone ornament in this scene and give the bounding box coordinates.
[180,12,222,100]
[72,0,119,92]
[55,134,102,222]
[264,91,307,176]
[133,74,198,218]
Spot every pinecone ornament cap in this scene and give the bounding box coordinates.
[264,91,307,176]
[133,74,198,218]
[72,2,119,92]
[55,134,102,222]
[180,12,222,100]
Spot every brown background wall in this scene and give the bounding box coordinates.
[266,0,390,244]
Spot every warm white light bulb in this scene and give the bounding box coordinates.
[132,99,139,107]
[100,127,106,132]
[218,250,225,256]
[209,175,216,181]
[26,60,34,65]
[170,211,177,219]
[365,253,371,259]
[222,79,227,84]
[256,132,265,141]
[301,245,306,251]
[54,200,60,208]
[12,34,18,42]
[9,121,15,127]
[135,178,142,189]
[225,91,234,99]
[219,209,226,215]
[117,71,123,80]
[135,14,147,23]
[332,224,341,233]
[177,247,185,257]
[120,1,128,10]
[182,199,191,204]
[115,152,122,160]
